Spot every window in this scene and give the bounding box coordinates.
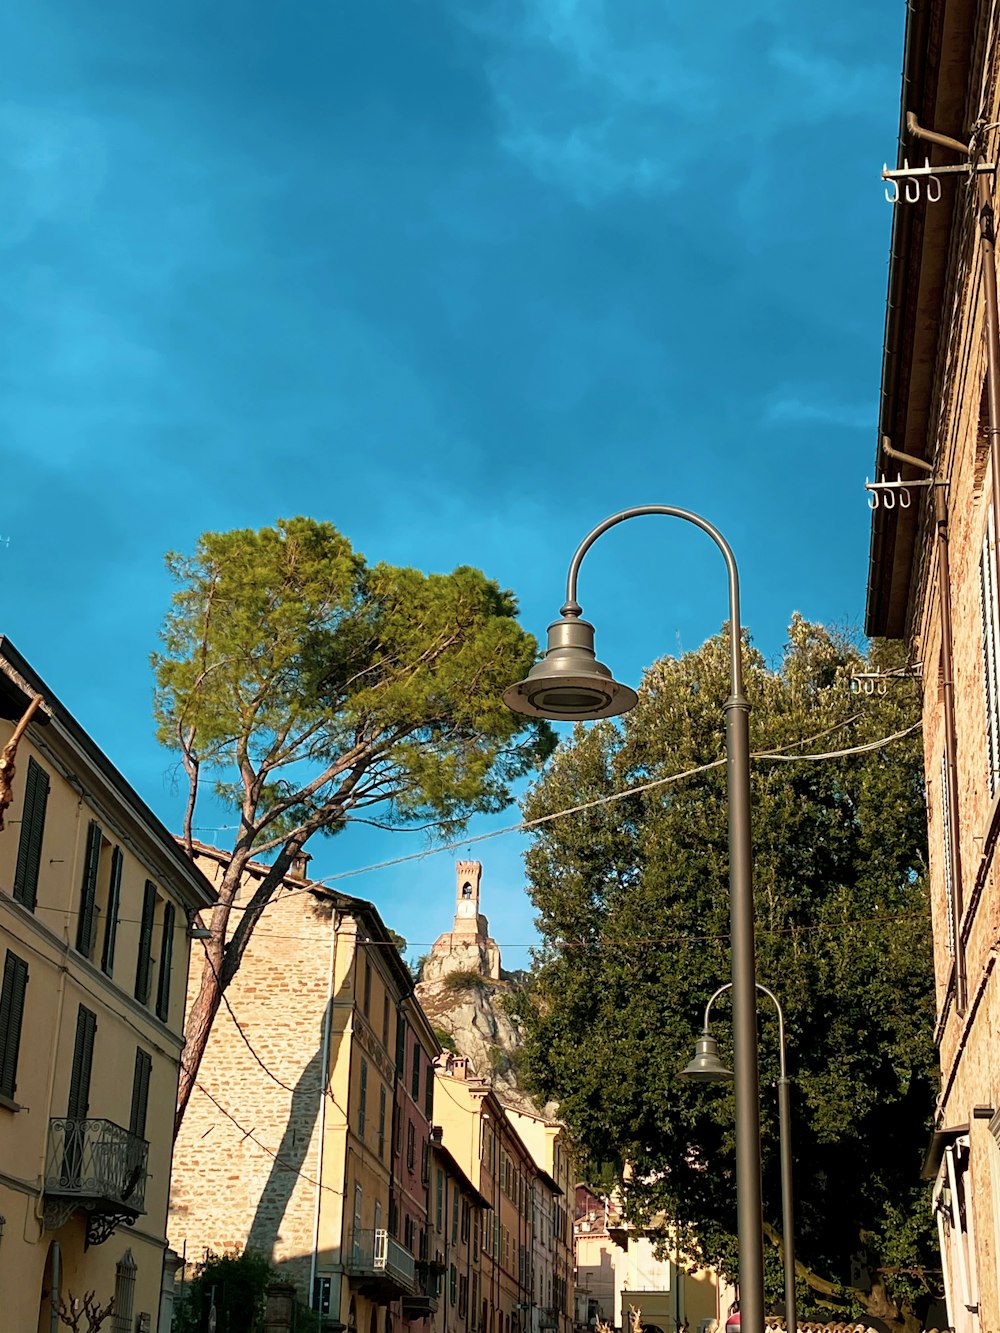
[134,881,157,1004]
[436,1170,444,1231]
[461,1200,470,1244]
[76,821,103,958]
[452,1187,459,1244]
[0,950,29,1101]
[359,1059,368,1140]
[382,994,390,1048]
[363,955,372,1017]
[421,1137,430,1183]
[353,1185,363,1257]
[378,1086,387,1158]
[111,1250,136,1333]
[13,756,48,911]
[473,1210,480,1259]
[988,1111,1000,1299]
[411,1043,421,1100]
[130,1049,152,1140]
[101,847,123,976]
[471,1274,480,1327]
[155,901,175,1022]
[450,1265,458,1307]
[405,1214,416,1252]
[981,514,1000,795]
[68,1006,97,1120]
[425,1061,434,1118]
[934,1135,980,1331]
[406,1119,415,1170]
[459,1275,468,1318]
[395,1015,407,1075]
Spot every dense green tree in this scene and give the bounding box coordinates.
[515,618,936,1332]
[154,518,553,1132]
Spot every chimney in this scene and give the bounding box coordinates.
[290,851,313,881]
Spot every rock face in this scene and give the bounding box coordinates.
[415,862,549,1115]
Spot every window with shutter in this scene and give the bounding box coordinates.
[13,756,49,910]
[130,1048,152,1140]
[135,882,157,1004]
[981,516,1000,795]
[68,1005,97,1120]
[0,950,29,1101]
[101,847,123,976]
[155,901,175,1021]
[76,821,103,958]
[359,1058,368,1139]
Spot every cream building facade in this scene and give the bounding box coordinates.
[0,638,215,1333]
[169,846,440,1333]
[864,0,1000,1327]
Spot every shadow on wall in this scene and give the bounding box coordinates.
[246,997,335,1288]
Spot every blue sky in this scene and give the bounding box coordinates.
[2,0,904,967]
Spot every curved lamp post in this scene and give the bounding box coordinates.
[503,505,765,1333]
[681,983,796,1333]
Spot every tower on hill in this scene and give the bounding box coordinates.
[421,860,501,981]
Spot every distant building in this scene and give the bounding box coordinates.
[0,638,216,1333]
[169,846,440,1332]
[421,862,501,983]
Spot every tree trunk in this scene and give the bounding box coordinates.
[174,955,226,1136]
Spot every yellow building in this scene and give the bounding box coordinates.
[433,1059,544,1333]
[0,638,216,1333]
[169,846,441,1333]
[503,1107,573,1333]
[429,1127,491,1333]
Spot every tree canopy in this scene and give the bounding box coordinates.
[514,618,936,1331]
[155,517,553,1129]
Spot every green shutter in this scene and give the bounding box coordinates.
[135,882,156,1004]
[129,1048,152,1139]
[13,757,49,911]
[101,847,123,976]
[68,1005,97,1120]
[0,951,29,1100]
[76,822,102,958]
[155,901,175,1021]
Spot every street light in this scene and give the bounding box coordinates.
[503,505,765,1333]
[681,983,797,1333]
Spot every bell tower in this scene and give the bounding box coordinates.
[454,861,482,935]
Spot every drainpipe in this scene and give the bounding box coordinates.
[882,436,967,1013]
[50,1241,60,1333]
[310,911,341,1310]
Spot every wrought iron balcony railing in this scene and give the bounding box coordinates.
[45,1117,149,1216]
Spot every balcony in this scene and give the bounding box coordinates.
[344,1229,416,1300]
[44,1118,148,1246]
[403,1266,441,1319]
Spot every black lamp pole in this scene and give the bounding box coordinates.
[503,506,766,1333]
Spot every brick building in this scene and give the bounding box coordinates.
[865,0,1000,1327]
[169,846,439,1331]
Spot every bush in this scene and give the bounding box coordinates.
[442,969,487,994]
[173,1250,319,1333]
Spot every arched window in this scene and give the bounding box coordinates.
[112,1250,136,1333]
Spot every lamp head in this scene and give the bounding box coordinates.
[502,607,638,721]
[680,1034,734,1083]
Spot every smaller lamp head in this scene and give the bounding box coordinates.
[502,608,638,721]
[679,1034,734,1083]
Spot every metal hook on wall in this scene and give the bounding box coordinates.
[898,482,912,508]
[885,176,900,204]
[927,173,942,202]
[882,486,896,510]
[867,483,879,510]
[904,173,921,203]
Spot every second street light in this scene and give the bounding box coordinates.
[502,505,766,1333]
[681,983,797,1333]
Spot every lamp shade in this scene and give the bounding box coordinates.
[680,1034,734,1083]
[502,614,638,721]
